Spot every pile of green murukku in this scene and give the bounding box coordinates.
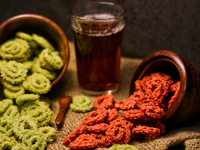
[0,32,64,150]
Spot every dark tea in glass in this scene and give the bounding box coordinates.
[71,2,125,95]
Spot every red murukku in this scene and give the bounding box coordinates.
[135,75,151,92]
[132,125,160,140]
[82,108,108,125]
[85,123,109,133]
[109,117,133,130]
[123,109,152,122]
[91,133,108,148]
[145,120,165,135]
[150,72,173,85]
[62,125,86,145]
[115,100,137,111]
[93,94,115,109]
[145,76,170,105]
[68,134,97,149]
[105,121,131,145]
[105,108,119,123]
[168,81,180,109]
[139,104,164,119]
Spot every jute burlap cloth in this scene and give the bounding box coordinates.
[47,42,200,150]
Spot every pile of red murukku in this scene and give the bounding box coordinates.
[63,72,180,149]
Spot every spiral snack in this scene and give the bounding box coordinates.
[0,38,31,61]
[109,144,138,150]
[13,115,38,140]
[4,86,25,99]
[0,116,13,136]
[16,94,39,106]
[0,59,7,72]
[1,60,28,84]
[0,126,10,136]
[70,95,93,112]
[39,48,63,70]
[39,126,56,143]
[23,73,51,94]
[32,33,55,51]
[31,58,57,80]
[16,32,33,41]
[0,99,13,115]
[21,103,53,127]
[3,105,20,119]
[12,143,31,150]
[22,130,47,150]
[22,61,33,70]
[0,133,17,149]
[39,96,52,108]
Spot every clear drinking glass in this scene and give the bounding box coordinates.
[71,2,125,95]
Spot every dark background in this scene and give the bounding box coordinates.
[1,0,200,69]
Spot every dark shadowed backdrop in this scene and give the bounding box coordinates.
[1,0,200,69]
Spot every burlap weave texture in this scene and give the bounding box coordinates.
[47,42,200,150]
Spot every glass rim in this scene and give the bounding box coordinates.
[70,1,125,21]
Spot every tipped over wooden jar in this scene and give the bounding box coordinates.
[129,50,200,127]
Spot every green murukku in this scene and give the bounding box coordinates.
[16,32,33,41]
[0,99,13,115]
[2,80,23,92]
[3,105,20,119]
[0,116,13,136]
[12,143,31,150]
[0,59,7,73]
[70,95,93,112]
[13,115,38,140]
[22,130,47,150]
[39,96,52,108]
[0,38,31,61]
[21,61,33,70]
[0,133,17,149]
[31,58,57,80]
[39,126,55,143]
[0,126,10,136]
[16,94,40,106]
[108,144,139,150]
[4,86,25,99]
[1,60,28,84]
[39,48,63,70]
[32,33,55,51]
[23,73,52,94]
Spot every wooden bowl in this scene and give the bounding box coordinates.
[0,14,70,86]
[129,50,200,127]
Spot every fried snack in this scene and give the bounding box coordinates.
[1,60,28,84]
[93,94,115,109]
[0,126,10,136]
[15,94,39,106]
[168,81,181,109]
[109,144,138,150]
[82,108,108,125]
[70,95,93,112]
[2,80,23,92]
[23,73,51,94]
[109,117,134,130]
[39,48,63,70]
[21,105,53,127]
[63,125,86,145]
[0,38,31,61]
[22,61,33,70]
[31,58,57,80]
[0,59,7,72]
[115,100,137,111]
[22,130,47,150]
[68,134,97,150]
[91,133,108,148]
[132,125,160,140]
[3,105,20,119]
[13,115,38,140]
[32,33,55,51]
[39,126,56,143]
[16,32,33,41]
[4,85,25,99]
[105,121,131,145]
[0,99,13,115]
[123,109,152,122]
[0,116,14,136]
[39,96,52,108]
[85,123,109,133]
[105,108,119,123]
[12,143,31,150]
[0,133,17,149]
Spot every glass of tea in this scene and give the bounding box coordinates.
[71,2,125,95]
